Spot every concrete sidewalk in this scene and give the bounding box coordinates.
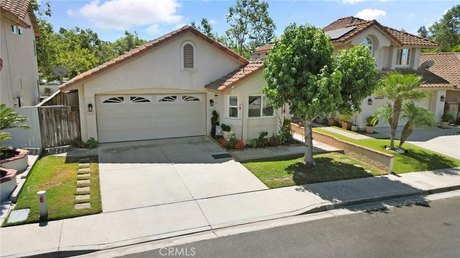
[1,167,460,257]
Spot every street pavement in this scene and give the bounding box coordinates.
[124,195,460,258]
[1,167,460,257]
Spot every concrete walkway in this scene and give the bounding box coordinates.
[2,167,460,257]
[320,126,372,140]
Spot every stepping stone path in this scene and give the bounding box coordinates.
[75,159,92,210]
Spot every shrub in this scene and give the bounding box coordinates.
[257,131,269,146]
[234,140,246,149]
[43,87,52,96]
[279,119,293,144]
[227,132,238,149]
[269,134,281,146]
[71,137,98,149]
[366,115,379,127]
[221,123,231,132]
[247,139,258,148]
[441,113,454,122]
[86,138,98,149]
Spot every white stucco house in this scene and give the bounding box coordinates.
[59,26,280,143]
[256,17,448,128]
[0,0,40,107]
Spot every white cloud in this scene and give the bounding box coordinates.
[355,9,387,20]
[342,0,366,5]
[69,0,183,31]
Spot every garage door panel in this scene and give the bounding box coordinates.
[96,94,206,142]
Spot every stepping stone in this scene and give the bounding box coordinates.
[7,209,30,224]
[75,194,90,201]
[77,179,90,185]
[75,203,91,209]
[77,173,91,178]
[78,163,90,168]
[79,158,90,163]
[76,186,90,192]
[78,168,91,173]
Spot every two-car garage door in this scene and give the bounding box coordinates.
[96,94,206,143]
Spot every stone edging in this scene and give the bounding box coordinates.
[291,123,394,173]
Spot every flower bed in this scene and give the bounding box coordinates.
[0,148,29,173]
[0,168,17,201]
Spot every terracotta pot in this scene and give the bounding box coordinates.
[328,118,337,126]
[440,121,449,129]
[366,126,375,134]
[341,121,348,129]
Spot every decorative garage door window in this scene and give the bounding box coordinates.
[182,95,200,102]
[102,96,124,104]
[130,96,151,103]
[158,95,178,102]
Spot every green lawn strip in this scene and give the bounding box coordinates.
[314,127,460,173]
[3,155,101,226]
[243,152,382,189]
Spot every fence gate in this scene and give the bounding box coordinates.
[38,105,81,148]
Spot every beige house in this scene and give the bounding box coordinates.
[255,17,448,128]
[59,26,280,143]
[0,0,40,107]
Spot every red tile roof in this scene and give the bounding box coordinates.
[420,52,460,89]
[324,17,437,47]
[381,68,454,89]
[205,60,264,92]
[0,0,40,37]
[60,25,248,90]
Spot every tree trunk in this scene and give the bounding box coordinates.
[390,98,402,149]
[303,119,315,166]
[398,122,413,149]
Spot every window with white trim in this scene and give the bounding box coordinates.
[130,96,150,103]
[183,43,194,69]
[248,95,274,118]
[396,48,411,66]
[228,96,239,118]
[363,37,373,54]
[182,95,200,102]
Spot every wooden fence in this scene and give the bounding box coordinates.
[38,105,81,148]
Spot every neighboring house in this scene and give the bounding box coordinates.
[420,52,460,122]
[59,26,280,143]
[255,17,448,128]
[0,0,40,107]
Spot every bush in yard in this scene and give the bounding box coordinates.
[0,104,29,151]
[247,139,258,148]
[227,132,238,149]
[218,138,228,147]
[257,131,269,146]
[234,140,246,149]
[279,118,293,144]
[269,134,281,146]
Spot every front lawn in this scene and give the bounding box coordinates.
[4,155,101,226]
[314,127,460,173]
[243,152,383,189]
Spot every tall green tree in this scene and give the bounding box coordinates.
[429,4,460,51]
[226,0,275,57]
[264,24,342,166]
[417,26,429,38]
[374,72,428,150]
[334,44,379,116]
[398,101,434,149]
[192,18,218,40]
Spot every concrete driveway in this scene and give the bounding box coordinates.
[98,136,268,212]
[375,126,460,159]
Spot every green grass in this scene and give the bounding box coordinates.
[314,127,460,173]
[4,155,101,226]
[243,152,384,189]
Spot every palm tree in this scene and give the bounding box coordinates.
[374,72,428,149]
[398,101,435,149]
[0,104,28,151]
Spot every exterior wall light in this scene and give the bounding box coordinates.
[367,98,373,105]
[440,95,445,102]
[88,103,93,112]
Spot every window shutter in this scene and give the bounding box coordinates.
[183,44,194,69]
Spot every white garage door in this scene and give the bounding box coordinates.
[96,94,206,142]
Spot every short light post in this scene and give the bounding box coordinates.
[37,190,48,220]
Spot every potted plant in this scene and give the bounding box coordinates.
[339,114,352,130]
[221,123,232,139]
[440,113,454,129]
[327,112,337,126]
[366,115,379,133]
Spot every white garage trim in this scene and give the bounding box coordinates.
[96,93,206,143]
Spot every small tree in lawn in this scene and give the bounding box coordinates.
[374,72,428,150]
[264,24,342,166]
[334,44,379,118]
[398,101,435,149]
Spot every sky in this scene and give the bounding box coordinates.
[44,0,458,42]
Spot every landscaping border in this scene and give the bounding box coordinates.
[291,123,393,173]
